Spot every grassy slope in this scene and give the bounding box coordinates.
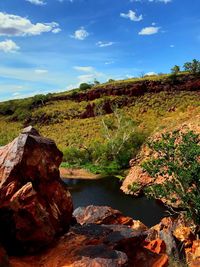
[0,73,199,153]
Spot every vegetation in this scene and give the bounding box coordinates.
[171,65,180,75]
[0,65,199,175]
[62,111,147,175]
[79,83,92,91]
[142,130,200,224]
[184,59,200,74]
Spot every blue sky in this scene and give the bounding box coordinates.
[0,0,200,101]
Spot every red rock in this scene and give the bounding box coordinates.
[144,239,166,254]
[9,222,169,267]
[186,240,200,267]
[0,126,73,254]
[173,226,195,246]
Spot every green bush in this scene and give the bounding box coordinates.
[62,111,147,175]
[79,83,92,91]
[183,59,200,75]
[142,130,200,224]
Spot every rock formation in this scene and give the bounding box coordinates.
[0,126,73,254]
[1,127,200,266]
[121,116,200,208]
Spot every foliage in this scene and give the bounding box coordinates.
[142,130,200,224]
[127,182,141,193]
[183,59,200,75]
[171,65,180,75]
[0,94,51,121]
[93,79,100,85]
[62,111,146,175]
[79,83,92,91]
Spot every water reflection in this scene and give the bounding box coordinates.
[63,176,166,227]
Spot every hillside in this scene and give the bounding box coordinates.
[0,73,200,174]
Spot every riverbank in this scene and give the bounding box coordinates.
[60,167,102,180]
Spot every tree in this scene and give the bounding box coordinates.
[171,65,180,75]
[183,59,200,74]
[94,79,100,85]
[142,130,200,224]
[79,83,92,91]
[108,79,115,83]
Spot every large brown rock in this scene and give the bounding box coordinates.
[10,222,169,267]
[74,205,148,231]
[0,126,73,254]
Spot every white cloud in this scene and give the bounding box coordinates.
[139,26,160,35]
[52,28,61,34]
[35,69,48,74]
[73,66,104,84]
[71,27,89,40]
[120,10,143,21]
[26,0,46,5]
[73,66,94,72]
[0,39,20,53]
[170,44,175,48]
[0,12,60,36]
[96,41,114,48]
[145,72,157,76]
[105,61,114,65]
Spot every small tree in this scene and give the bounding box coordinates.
[79,83,91,91]
[171,65,180,75]
[183,59,200,75]
[142,130,200,224]
[94,79,100,85]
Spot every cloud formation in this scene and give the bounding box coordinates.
[96,41,114,47]
[120,10,143,21]
[0,12,61,36]
[0,39,20,53]
[139,26,160,35]
[26,0,46,5]
[73,66,94,72]
[35,69,48,74]
[72,27,89,40]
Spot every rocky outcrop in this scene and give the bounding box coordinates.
[10,206,169,267]
[121,117,200,208]
[53,74,200,103]
[1,128,199,266]
[74,205,148,231]
[0,126,73,254]
[146,215,199,267]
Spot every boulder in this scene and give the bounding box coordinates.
[10,222,169,267]
[0,126,73,254]
[186,240,200,267]
[73,205,148,231]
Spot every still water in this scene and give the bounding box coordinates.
[64,176,166,227]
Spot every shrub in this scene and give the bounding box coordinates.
[183,59,200,75]
[142,130,200,224]
[79,83,92,91]
[171,65,180,75]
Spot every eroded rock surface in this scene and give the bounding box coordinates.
[0,126,73,254]
[74,205,148,231]
[10,221,169,267]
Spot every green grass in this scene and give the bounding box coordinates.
[0,73,199,175]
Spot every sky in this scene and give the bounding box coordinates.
[0,0,200,101]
